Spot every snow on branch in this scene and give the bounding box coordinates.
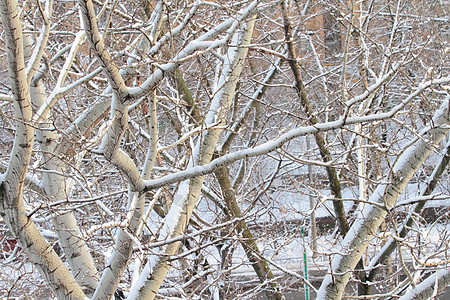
[143,78,450,192]
[128,0,260,100]
[78,0,129,101]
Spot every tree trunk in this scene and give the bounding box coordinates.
[365,141,450,293]
[0,0,86,297]
[316,97,449,299]
[127,12,257,299]
[215,166,284,300]
[281,0,350,235]
[31,79,99,296]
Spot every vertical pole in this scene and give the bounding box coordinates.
[302,227,310,300]
[306,135,317,257]
[356,124,366,203]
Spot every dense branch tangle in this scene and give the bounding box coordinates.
[0,0,449,299]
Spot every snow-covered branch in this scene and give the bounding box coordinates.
[317,96,450,299]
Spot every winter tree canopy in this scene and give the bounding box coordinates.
[0,0,449,299]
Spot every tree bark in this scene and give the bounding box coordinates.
[175,48,283,299]
[365,141,450,293]
[31,78,99,296]
[397,267,450,300]
[215,166,284,300]
[281,0,350,235]
[128,11,257,299]
[0,0,85,297]
[316,97,450,299]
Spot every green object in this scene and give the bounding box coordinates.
[302,227,310,300]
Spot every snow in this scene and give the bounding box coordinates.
[159,181,189,240]
[398,268,450,300]
[127,257,155,299]
[392,97,449,176]
[141,95,449,192]
[127,0,260,101]
[126,181,189,298]
[0,258,54,298]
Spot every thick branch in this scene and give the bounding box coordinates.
[0,0,85,297]
[129,12,257,299]
[78,0,128,101]
[397,267,450,300]
[281,0,349,234]
[215,165,283,300]
[317,97,450,299]
[366,141,450,287]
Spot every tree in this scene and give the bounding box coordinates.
[0,0,449,299]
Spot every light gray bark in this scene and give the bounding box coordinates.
[0,0,85,297]
[30,71,99,295]
[139,77,448,192]
[26,22,104,293]
[365,141,450,294]
[78,0,128,100]
[25,0,52,83]
[397,268,450,300]
[127,12,257,299]
[90,4,162,297]
[316,97,450,299]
